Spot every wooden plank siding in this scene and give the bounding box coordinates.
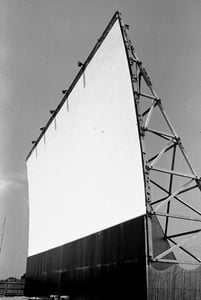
[148,264,201,299]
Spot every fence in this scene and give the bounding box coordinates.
[0,277,25,296]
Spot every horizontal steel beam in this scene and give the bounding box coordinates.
[148,166,198,180]
[134,91,159,101]
[146,128,176,140]
[167,229,201,239]
[151,258,201,265]
[154,211,201,222]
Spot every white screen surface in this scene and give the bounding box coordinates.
[27,19,146,256]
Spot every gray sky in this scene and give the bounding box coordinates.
[0,0,201,279]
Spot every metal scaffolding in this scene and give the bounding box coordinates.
[118,12,201,265]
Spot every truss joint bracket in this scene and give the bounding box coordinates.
[145,164,151,171]
[147,208,154,217]
[136,60,142,66]
[155,97,161,104]
[175,136,181,143]
[129,57,137,65]
[148,256,154,264]
[132,75,137,82]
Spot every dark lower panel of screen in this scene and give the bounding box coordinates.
[25,215,147,299]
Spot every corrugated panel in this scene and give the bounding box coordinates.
[25,215,147,299]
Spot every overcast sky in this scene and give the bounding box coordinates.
[0,0,201,279]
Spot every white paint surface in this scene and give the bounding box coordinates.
[27,19,145,256]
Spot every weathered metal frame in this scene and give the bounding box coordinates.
[119,12,201,265]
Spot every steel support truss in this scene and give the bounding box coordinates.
[119,12,201,265]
